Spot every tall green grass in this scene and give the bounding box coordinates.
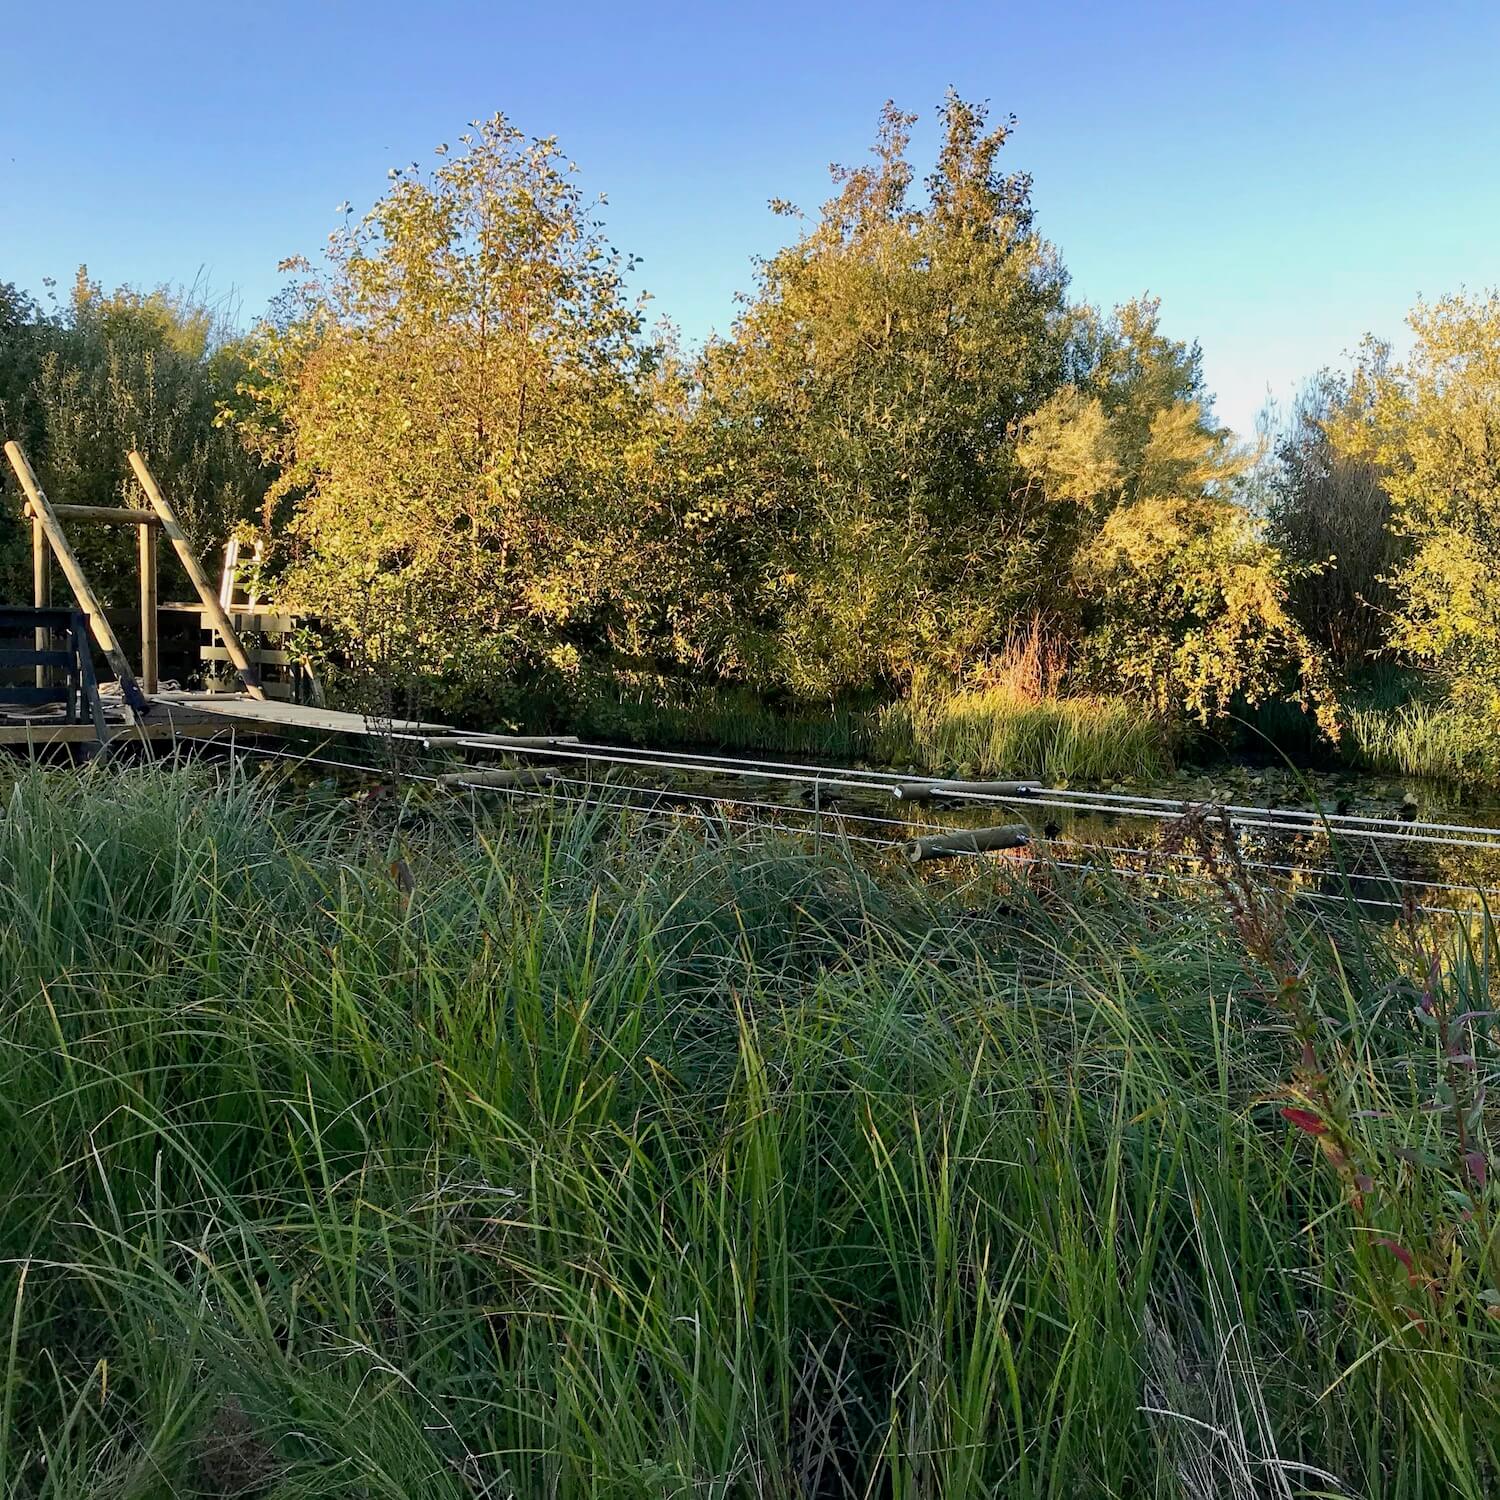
[565,669,1177,783]
[1234,666,1492,792]
[875,670,1176,783]
[1343,700,1483,788]
[1,765,1497,1497]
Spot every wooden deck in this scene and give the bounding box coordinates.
[1,443,463,756]
[0,689,455,750]
[149,691,452,736]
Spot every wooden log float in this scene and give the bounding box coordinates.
[905,823,1030,863]
[426,733,583,750]
[891,779,1041,803]
[127,451,267,701]
[5,441,148,714]
[436,767,556,790]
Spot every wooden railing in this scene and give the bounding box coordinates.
[0,606,107,738]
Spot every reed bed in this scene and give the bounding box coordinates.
[569,662,1176,785]
[0,764,1496,1498]
[1343,700,1484,789]
[875,672,1175,783]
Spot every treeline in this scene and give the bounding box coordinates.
[232,100,1327,730]
[3,96,1499,761]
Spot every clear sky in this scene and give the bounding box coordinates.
[3,0,1496,436]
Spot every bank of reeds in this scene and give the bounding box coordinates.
[1343,699,1484,789]
[875,667,1175,783]
[571,663,1174,785]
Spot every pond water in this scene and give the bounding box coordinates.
[548,746,1500,919]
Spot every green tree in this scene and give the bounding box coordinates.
[241,115,657,712]
[0,269,264,606]
[1329,293,1500,730]
[0,281,49,598]
[674,94,1075,696]
[1010,295,1330,726]
[1077,491,1333,729]
[1264,373,1402,672]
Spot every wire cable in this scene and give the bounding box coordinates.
[451,738,1500,854]
[203,737,1500,919]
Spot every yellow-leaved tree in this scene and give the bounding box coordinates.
[1016,300,1334,728]
[1331,293,1500,735]
[237,115,659,715]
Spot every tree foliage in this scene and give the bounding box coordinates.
[1264,373,1402,672]
[219,98,1333,731]
[0,270,264,604]
[671,97,1074,695]
[1330,294,1500,726]
[635,99,1318,718]
[238,115,658,708]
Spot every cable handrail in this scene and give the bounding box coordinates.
[197,736,1500,921]
[434,737,1500,854]
[458,735,1500,842]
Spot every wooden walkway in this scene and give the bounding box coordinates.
[1,439,461,754]
[1,441,596,757]
[0,689,453,749]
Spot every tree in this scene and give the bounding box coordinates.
[1264,373,1401,672]
[1078,492,1334,730]
[674,94,1075,697]
[0,281,49,598]
[231,95,1327,736]
[1007,295,1330,724]
[1331,293,1500,725]
[0,269,264,607]
[240,115,657,713]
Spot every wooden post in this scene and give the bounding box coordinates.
[31,511,49,688]
[127,451,266,701]
[5,441,148,713]
[138,521,159,694]
[70,609,110,748]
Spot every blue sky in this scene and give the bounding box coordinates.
[3,0,1496,436]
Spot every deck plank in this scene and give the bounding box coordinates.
[150,692,452,736]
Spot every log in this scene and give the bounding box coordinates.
[891,779,1041,803]
[127,451,266,700]
[427,733,582,750]
[159,694,449,734]
[905,824,1030,863]
[437,767,555,790]
[45,503,160,526]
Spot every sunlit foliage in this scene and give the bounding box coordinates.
[0,269,262,603]
[1264,373,1403,672]
[1331,294,1500,741]
[237,115,660,709]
